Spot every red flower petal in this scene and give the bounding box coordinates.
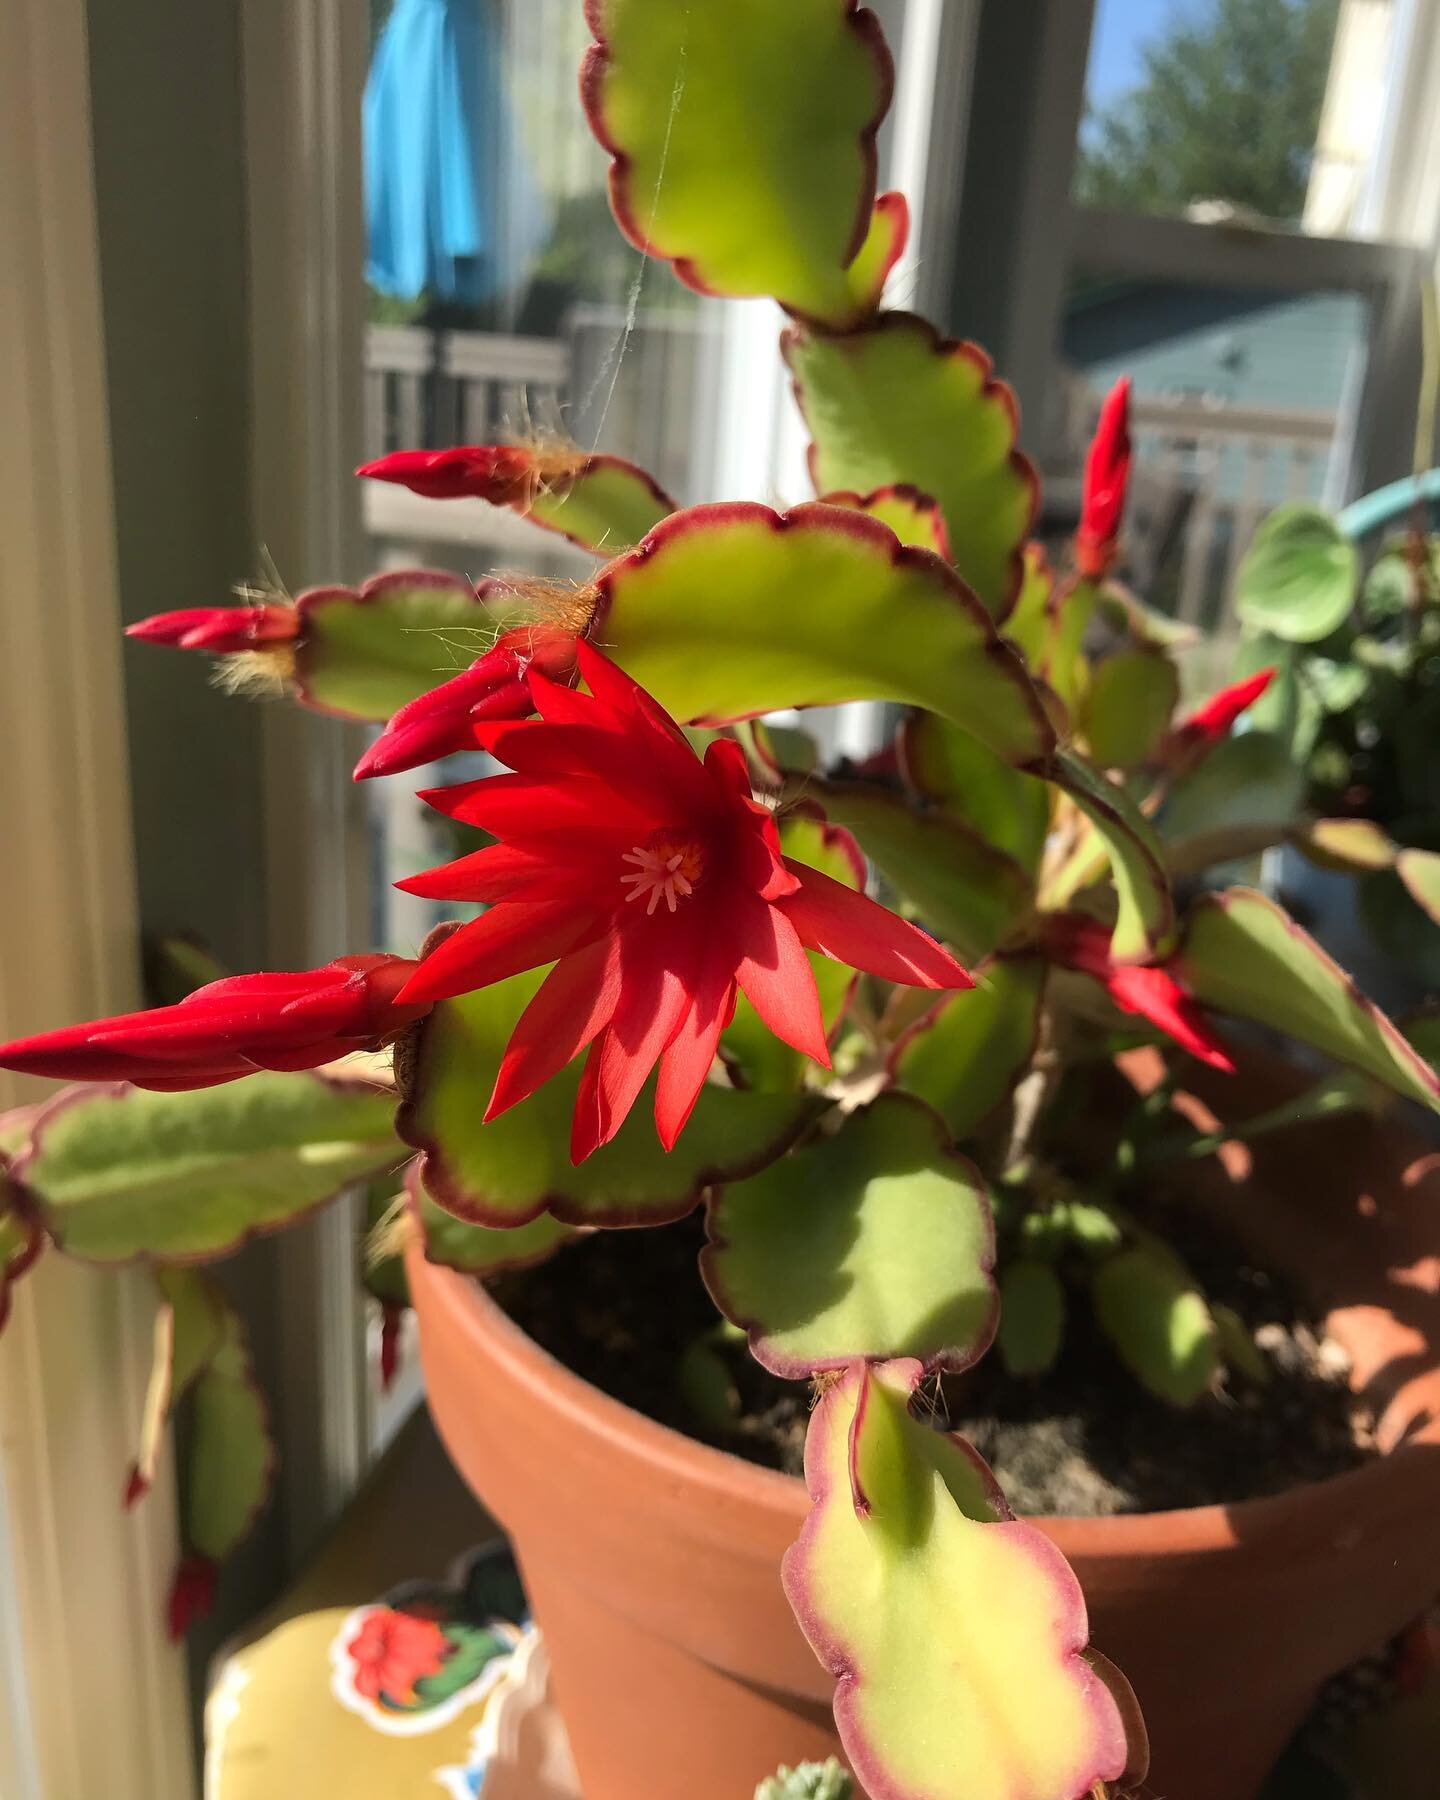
[527,665,619,731]
[654,956,735,1149]
[573,636,647,714]
[420,771,656,840]
[0,960,422,1087]
[570,943,695,1161]
[1107,965,1235,1072]
[395,840,613,905]
[130,1062,263,1091]
[780,863,972,989]
[398,901,601,1005]
[486,933,625,1119]
[379,1304,404,1394]
[167,1554,217,1642]
[1041,912,1234,1071]
[353,646,532,780]
[242,1043,360,1073]
[732,894,830,1067]
[472,719,707,820]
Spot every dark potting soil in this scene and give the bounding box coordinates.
[491,1206,1376,1517]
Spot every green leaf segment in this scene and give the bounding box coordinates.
[17,1072,402,1262]
[1175,889,1440,1112]
[785,316,1036,617]
[583,0,893,325]
[593,502,1054,764]
[702,1095,997,1376]
[784,1360,1133,1800]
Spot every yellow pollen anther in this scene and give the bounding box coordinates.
[620,842,701,916]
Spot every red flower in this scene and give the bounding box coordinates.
[1166,667,1277,757]
[346,1609,451,1706]
[127,604,298,654]
[1075,378,1132,582]
[353,624,578,780]
[1040,914,1234,1072]
[398,644,971,1161]
[0,957,428,1091]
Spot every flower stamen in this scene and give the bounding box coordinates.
[620,841,701,916]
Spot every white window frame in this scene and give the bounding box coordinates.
[0,0,194,1792]
[240,0,384,1561]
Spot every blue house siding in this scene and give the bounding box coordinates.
[1062,282,1367,505]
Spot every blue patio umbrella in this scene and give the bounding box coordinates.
[364,0,545,307]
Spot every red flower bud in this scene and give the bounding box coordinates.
[1169,667,1277,753]
[167,1555,217,1641]
[356,445,538,504]
[0,956,428,1091]
[378,1303,405,1394]
[1075,379,1132,582]
[127,605,298,655]
[353,624,579,780]
[1040,913,1233,1072]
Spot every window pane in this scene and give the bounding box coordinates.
[1074,0,1392,238]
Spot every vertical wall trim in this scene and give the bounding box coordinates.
[0,0,193,1791]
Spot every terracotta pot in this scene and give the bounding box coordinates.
[408,1062,1440,1800]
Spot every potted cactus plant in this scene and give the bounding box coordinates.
[3,4,1440,1799]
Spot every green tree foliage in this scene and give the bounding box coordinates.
[1076,0,1340,221]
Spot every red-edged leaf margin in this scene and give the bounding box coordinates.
[819,482,952,559]
[846,190,910,316]
[1035,748,1177,963]
[588,500,1056,761]
[580,0,894,327]
[404,1160,586,1277]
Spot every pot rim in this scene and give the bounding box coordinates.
[412,1240,1440,1560]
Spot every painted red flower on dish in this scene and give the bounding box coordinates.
[346,1609,452,1707]
[398,643,971,1161]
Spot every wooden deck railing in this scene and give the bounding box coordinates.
[362,321,1340,637]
